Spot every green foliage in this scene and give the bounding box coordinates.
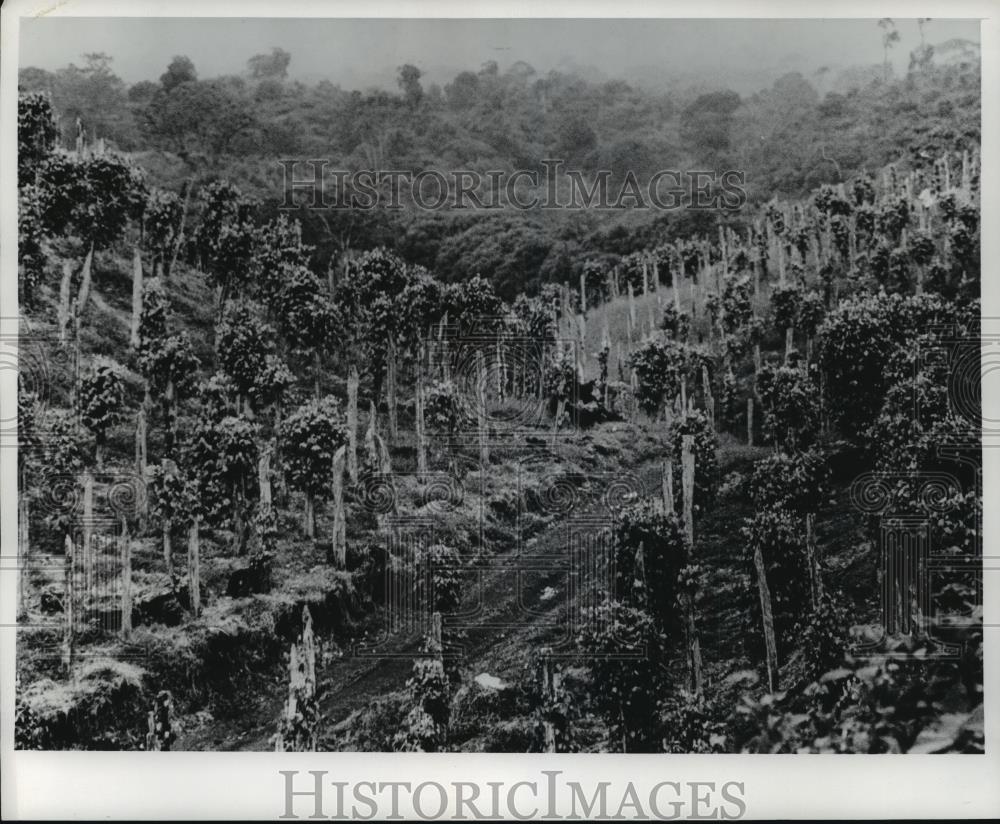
[611,500,687,634]
[771,283,802,332]
[798,593,850,682]
[78,362,126,449]
[424,380,466,435]
[273,266,337,355]
[18,92,58,186]
[734,638,966,753]
[756,363,820,449]
[815,292,955,440]
[144,189,183,260]
[628,337,704,416]
[741,508,810,649]
[667,409,720,511]
[216,301,276,398]
[395,636,451,752]
[185,414,259,526]
[720,273,753,337]
[660,691,727,753]
[747,448,831,515]
[148,458,196,528]
[139,332,200,400]
[279,396,347,499]
[578,601,665,752]
[33,152,146,248]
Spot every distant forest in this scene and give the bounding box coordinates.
[19,37,980,299]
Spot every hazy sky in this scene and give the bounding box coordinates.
[19,18,981,91]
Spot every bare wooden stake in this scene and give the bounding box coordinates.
[331,445,347,568]
[120,517,132,637]
[187,518,201,619]
[754,543,780,693]
[130,247,143,349]
[681,435,695,548]
[75,243,95,321]
[58,261,73,345]
[346,366,359,483]
[806,512,823,608]
[662,459,675,515]
[82,470,94,601]
[62,534,75,674]
[476,349,489,467]
[701,365,715,430]
[386,340,398,442]
[415,362,427,475]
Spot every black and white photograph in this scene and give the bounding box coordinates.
[1,2,997,819]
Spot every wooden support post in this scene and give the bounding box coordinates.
[681,435,695,548]
[58,261,72,346]
[346,366,359,483]
[130,247,143,349]
[82,470,94,601]
[627,281,637,331]
[702,365,715,430]
[187,519,201,618]
[120,517,132,637]
[331,446,347,568]
[18,478,29,620]
[681,435,702,695]
[62,534,75,674]
[476,349,489,467]
[415,362,427,475]
[662,459,675,515]
[386,341,398,442]
[806,512,823,608]
[754,543,780,693]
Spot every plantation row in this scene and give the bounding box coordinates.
[15,89,982,752]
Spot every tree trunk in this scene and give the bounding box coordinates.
[747,396,754,447]
[130,246,143,349]
[346,366,359,483]
[188,519,201,618]
[120,517,132,637]
[785,326,794,363]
